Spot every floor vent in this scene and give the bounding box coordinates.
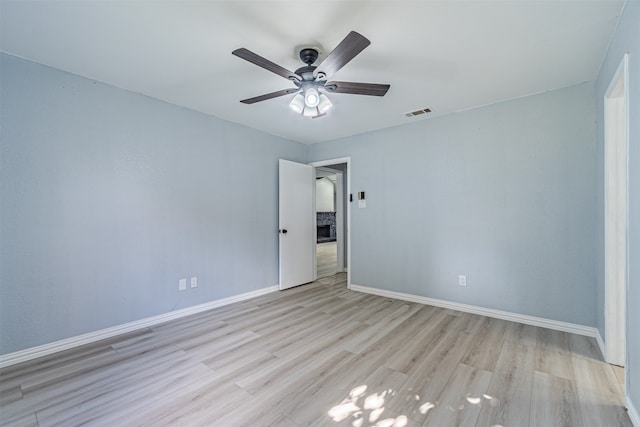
[405,108,432,118]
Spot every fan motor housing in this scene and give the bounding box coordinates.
[299,48,319,65]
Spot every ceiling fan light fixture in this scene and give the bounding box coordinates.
[289,93,305,113]
[233,31,390,120]
[304,87,320,108]
[318,94,332,113]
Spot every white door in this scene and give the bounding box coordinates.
[279,159,315,290]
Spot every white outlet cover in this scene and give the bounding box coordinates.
[459,275,467,286]
[179,278,187,291]
[190,277,197,288]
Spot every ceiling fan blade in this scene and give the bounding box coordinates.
[324,81,390,97]
[232,48,301,81]
[314,31,371,78]
[240,88,300,104]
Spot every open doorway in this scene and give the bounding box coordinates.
[315,168,339,279]
[311,159,350,287]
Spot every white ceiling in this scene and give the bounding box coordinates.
[0,0,625,144]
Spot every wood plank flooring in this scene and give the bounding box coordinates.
[0,273,631,426]
[317,242,337,279]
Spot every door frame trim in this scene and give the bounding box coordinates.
[603,53,629,371]
[310,157,351,289]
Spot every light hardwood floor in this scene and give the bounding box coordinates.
[0,273,631,426]
[317,241,338,279]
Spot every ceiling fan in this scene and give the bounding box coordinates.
[232,31,390,118]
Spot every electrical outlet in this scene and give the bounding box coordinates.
[179,278,187,291]
[458,275,467,287]
[190,277,198,288]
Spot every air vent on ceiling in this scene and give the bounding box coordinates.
[404,108,432,118]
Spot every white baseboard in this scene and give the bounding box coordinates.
[0,285,279,369]
[628,395,640,427]
[350,284,597,337]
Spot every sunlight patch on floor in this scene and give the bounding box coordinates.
[328,385,499,425]
[328,385,407,426]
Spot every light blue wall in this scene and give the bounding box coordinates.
[3,23,630,395]
[310,82,597,327]
[0,53,307,354]
[595,0,640,415]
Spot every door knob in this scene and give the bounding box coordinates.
[280,229,288,234]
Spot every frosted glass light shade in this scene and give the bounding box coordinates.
[289,93,305,113]
[304,88,320,108]
[303,106,318,117]
[318,94,332,113]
